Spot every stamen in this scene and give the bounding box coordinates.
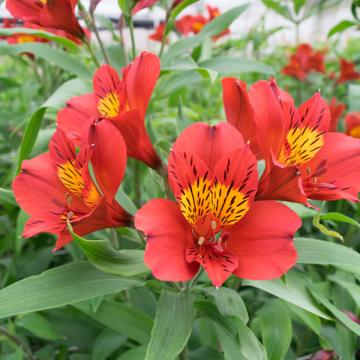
[211,220,217,230]
[67,211,74,219]
[198,236,205,245]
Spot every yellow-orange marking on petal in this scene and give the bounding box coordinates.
[278,127,324,166]
[98,92,120,118]
[349,125,360,138]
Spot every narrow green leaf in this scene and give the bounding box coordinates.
[0,43,91,78]
[293,0,306,13]
[329,276,360,308]
[295,237,360,276]
[320,212,360,228]
[202,287,249,323]
[117,345,147,360]
[0,261,143,319]
[282,202,316,218]
[146,290,196,360]
[243,271,331,319]
[92,329,127,360]
[287,303,321,336]
[261,0,291,19]
[17,312,65,340]
[115,186,138,216]
[0,27,79,52]
[70,229,149,277]
[198,57,274,75]
[259,300,292,360]
[74,299,153,344]
[0,187,16,206]
[309,285,360,336]
[16,78,92,172]
[328,20,356,37]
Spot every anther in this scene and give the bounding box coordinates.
[67,211,74,219]
[198,236,205,246]
[211,220,217,230]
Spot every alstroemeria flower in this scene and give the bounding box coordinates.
[328,97,346,132]
[176,6,229,40]
[135,122,300,287]
[6,0,85,41]
[345,112,360,138]
[222,78,360,204]
[282,43,326,81]
[12,125,131,250]
[337,58,360,84]
[149,23,166,43]
[57,52,162,170]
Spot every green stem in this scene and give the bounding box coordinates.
[84,39,101,67]
[126,16,136,59]
[90,11,111,64]
[0,326,33,359]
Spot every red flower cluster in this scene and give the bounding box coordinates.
[176,6,230,40]
[282,43,326,81]
[12,52,360,287]
[149,23,166,43]
[337,58,360,84]
[6,0,85,42]
[328,97,346,132]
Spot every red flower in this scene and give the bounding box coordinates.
[6,0,85,41]
[282,43,326,81]
[132,0,158,14]
[135,122,300,287]
[12,126,131,250]
[337,58,360,84]
[57,52,162,170]
[222,78,360,204]
[149,23,166,43]
[328,97,346,131]
[176,6,229,40]
[345,112,360,138]
[176,14,207,35]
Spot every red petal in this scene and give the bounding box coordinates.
[123,52,160,119]
[227,201,300,280]
[172,122,245,170]
[257,165,308,205]
[300,132,360,201]
[186,245,239,287]
[135,199,199,282]
[298,92,330,133]
[56,93,96,146]
[132,0,158,14]
[222,78,255,144]
[88,120,127,200]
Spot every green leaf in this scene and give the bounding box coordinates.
[282,202,316,218]
[243,271,331,319]
[0,27,79,52]
[259,299,292,360]
[309,285,360,336]
[118,0,132,16]
[0,43,91,78]
[92,329,127,360]
[117,345,147,360]
[198,57,274,75]
[146,290,196,360]
[293,0,306,13]
[17,312,64,340]
[320,212,360,228]
[261,0,291,19]
[115,186,138,216]
[202,287,249,323]
[329,276,360,308]
[295,237,360,276]
[162,4,249,66]
[287,303,321,336]
[0,261,143,319]
[328,20,356,37]
[70,229,149,277]
[0,187,16,206]
[16,78,91,172]
[74,299,153,344]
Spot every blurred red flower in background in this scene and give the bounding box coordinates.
[6,0,85,41]
[57,52,162,170]
[345,112,360,138]
[12,127,131,250]
[135,122,300,287]
[337,58,360,84]
[282,43,326,81]
[149,23,166,42]
[328,97,346,131]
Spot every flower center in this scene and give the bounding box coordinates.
[98,92,121,118]
[349,125,360,138]
[278,127,324,166]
